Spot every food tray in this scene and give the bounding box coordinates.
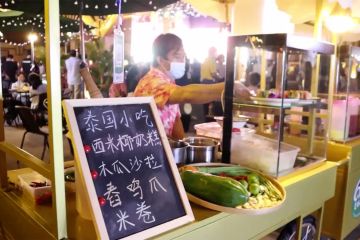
[250,97,299,107]
[18,171,52,203]
[184,164,286,215]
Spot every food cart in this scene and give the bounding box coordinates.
[0,2,341,239]
[322,45,360,240]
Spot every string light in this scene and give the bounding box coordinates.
[85,4,89,8]
[104,4,108,8]
[74,1,78,5]
[95,4,98,9]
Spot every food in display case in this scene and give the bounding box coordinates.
[230,134,300,175]
[222,34,334,177]
[180,165,285,213]
[330,45,360,142]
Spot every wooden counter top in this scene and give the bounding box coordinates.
[0,162,338,239]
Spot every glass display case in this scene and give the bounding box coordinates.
[330,45,360,142]
[222,34,335,177]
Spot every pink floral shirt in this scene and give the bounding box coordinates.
[134,68,180,136]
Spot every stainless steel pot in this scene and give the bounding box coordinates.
[184,137,220,163]
[168,139,188,165]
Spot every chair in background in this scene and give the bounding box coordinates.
[30,93,48,126]
[16,106,49,159]
[2,80,18,126]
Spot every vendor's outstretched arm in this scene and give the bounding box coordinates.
[168,82,224,104]
[79,64,103,98]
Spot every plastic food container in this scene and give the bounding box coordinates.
[194,122,255,140]
[214,116,249,129]
[194,122,222,139]
[18,171,52,204]
[230,134,300,174]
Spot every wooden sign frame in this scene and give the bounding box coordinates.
[63,97,194,240]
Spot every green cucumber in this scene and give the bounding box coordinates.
[181,171,249,207]
[197,166,252,176]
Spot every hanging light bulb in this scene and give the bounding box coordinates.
[4,2,8,6]
[95,4,98,9]
[74,1,78,5]
[85,4,89,8]
[104,4,108,8]
[325,3,358,33]
[149,1,152,5]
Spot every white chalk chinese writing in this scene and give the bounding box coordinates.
[119,110,132,128]
[135,109,153,127]
[102,110,117,129]
[116,210,135,232]
[112,160,131,174]
[105,134,119,153]
[126,178,143,200]
[129,156,142,172]
[144,154,162,170]
[136,201,156,224]
[99,161,113,177]
[92,138,105,154]
[149,177,167,194]
[104,181,122,207]
[84,110,102,132]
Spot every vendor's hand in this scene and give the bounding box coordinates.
[234,81,252,100]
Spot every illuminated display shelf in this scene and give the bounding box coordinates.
[222,33,335,177]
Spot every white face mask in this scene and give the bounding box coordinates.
[169,61,186,79]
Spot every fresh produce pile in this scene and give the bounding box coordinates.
[255,89,312,99]
[180,166,284,209]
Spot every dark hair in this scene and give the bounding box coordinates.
[152,33,183,67]
[249,72,260,87]
[28,72,42,89]
[16,71,25,77]
[70,50,77,57]
[8,54,13,59]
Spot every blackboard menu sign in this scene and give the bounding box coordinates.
[63,97,194,240]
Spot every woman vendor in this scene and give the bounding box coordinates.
[134,33,249,139]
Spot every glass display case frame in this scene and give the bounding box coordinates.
[330,45,360,142]
[222,34,335,177]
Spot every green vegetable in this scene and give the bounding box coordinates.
[247,173,260,185]
[258,175,283,200]
[197,166,252,176]
[181,171,249,207]
[239,179,248,189]
[249,183,260,196]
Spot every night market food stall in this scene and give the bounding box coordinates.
[0,1,357,240]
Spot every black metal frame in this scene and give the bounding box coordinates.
[222,33,334,165]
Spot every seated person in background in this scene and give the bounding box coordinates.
[11,71,30,102]
[28,72,47,109]
[134,33,250,140]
